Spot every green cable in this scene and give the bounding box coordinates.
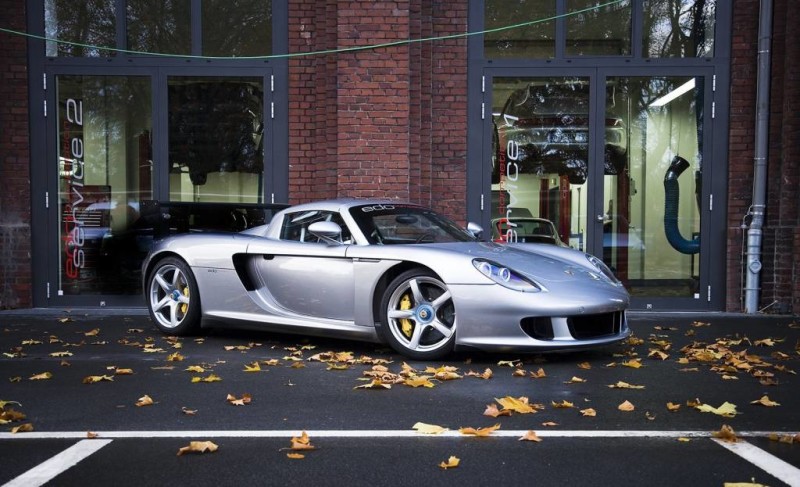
[0,0,625,60]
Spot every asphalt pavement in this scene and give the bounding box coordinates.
[1,310,799,486]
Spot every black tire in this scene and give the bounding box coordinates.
[146,256,201,335]
[378,269,456,360]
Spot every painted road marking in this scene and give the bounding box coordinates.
[2,439,112,487]
[0,429,795,439]
[713,439,800,487]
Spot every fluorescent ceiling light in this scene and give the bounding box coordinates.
[650,79,696,107]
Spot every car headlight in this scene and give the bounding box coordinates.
[585,254,622,285]
[473,259,541,292]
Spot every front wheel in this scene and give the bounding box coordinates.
[379,269,456,360]
[146,256,201,335]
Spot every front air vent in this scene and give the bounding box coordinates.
[567,312,624,339]
[520,317,554,340]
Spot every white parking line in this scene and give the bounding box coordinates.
[713,439,800,487]
[2,439,112,487]
[0,429,793,439]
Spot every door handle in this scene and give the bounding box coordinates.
[596,214,605,222]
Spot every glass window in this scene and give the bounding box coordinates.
[603,76,703,297]
[45,0,116,57]
[643,0,716,57]
[127,0,191,55]
[484,0,555,59]
[56,75,153,295]
[566,0,631,56]
[202,0,272,57]
[167,77,265,203]
[349,205,474,245]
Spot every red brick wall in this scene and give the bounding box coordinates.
[727,0,800,313]
[287,0,467,222]
[0,1,32,308]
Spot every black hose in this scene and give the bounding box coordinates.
[663,155,700,254]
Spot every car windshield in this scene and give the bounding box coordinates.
[349,204,475,245]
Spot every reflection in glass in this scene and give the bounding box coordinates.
[202,0,272,56]
[604,76,703,298]
[45,0,115,57]
[127,0,191,55]
[491,77,595,249]
[484,0,555,59]
[56,76,152,295]
[168,77,264,203]
[566,0,631,56]
[643,0,716,57]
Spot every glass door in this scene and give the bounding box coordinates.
[599,74,709,304]
[486,69,714,309]
[489,75,593,250]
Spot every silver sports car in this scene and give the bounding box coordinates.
[143,199,630,359]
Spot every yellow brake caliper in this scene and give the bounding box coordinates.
[181,286,189,315]
[399,293,413,338]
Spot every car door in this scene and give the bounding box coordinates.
[247,210,355,321]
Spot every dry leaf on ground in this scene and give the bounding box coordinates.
[177,440,218,456]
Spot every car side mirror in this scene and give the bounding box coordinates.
[308,221,343,244]
[466,222,484,240]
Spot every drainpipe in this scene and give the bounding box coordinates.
[744,0,773,313]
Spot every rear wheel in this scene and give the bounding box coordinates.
[146,257,200,335]
[379,269,456,360]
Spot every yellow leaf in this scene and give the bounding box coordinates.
[262,359,280,366]
[577,362,591,370]
[354,378,391,390]
[696,401,738,418]
[29,372,52,381]
[459,424,501,437]
[185,365,206,373]
[750,395,780,407]
[608,381,645,389]
[666,402,681,412]
[541,421,559,427]
[286,453,305,459]
[404,377,435,388]
[86,431,98,439]
[551,400,574,409]
[289,431,315,451]
[243,362,262,372]
[465,368,493,379]
[82,375,114,384]
[565,376,586,384]
[0,400,21,411]
[483,403,512,418]
[648,349,670,360]
[529,368,546,379]
[512,368,527,377]
[518,430,542,442]
[412,422,448,435]
[495,396,538,414]
[713,424,739,443]
[618,400,635,412]
[580,408,597,417]
[327,363,350,371]
[191,374,222,383]
[622,359,643,369]
[677,437,691,442]
[135,394,154,407]
[497,360,520,367]
[166,352,184,362]
[439,456,460,469]
[226,393,252,406]
[11,423,34,434]
[177,440,219,456]
[114,368,134,375]
[49,351,73,358]
[84,328,100,336]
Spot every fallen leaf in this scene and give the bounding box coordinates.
[191,374,222,383]
[288,431,315,451]
[412,422,448,435]
[84,328,100,337]
[696,401,738,418]
[483,403,512,418]
[608,381,645,389]
[495,396,539,414]
[580,408,597,417]
[551,400,574,409]
[459,424,501,437]
[29,372,52,381]
[82,375,114,384]
[86,431,98,439]
[404,376,435,388]
[166,352,184,362]
[354,378,391,390]
[181,407,197,415]
[439,456,460,469]
[135,395,154,407]
[0,400,21,410]
[185,365,206,373]
[750,395,780,407]
[666,402,681,412]
[226,393,252,406]
[541,421,559,427]
[565,376,586,384]
[49,351,73,358]
[577,362,592,370]
[465,368,493,380]
[713,424,739,443]
[286,453,305,459]
[529,368,546,379]
[519,430,542,442]
[622,359,643,369]
[11,423,33,434]
[177,440,218,456]
[618,400,635,412]
[497,360,520,367]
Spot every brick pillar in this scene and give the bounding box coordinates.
[0,1,32,308]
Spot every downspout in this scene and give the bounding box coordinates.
[744,0,773,313]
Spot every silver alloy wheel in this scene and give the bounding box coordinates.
[148,264,192,329]
[386,275,456,354]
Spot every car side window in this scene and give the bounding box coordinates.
[279,211,352,243]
